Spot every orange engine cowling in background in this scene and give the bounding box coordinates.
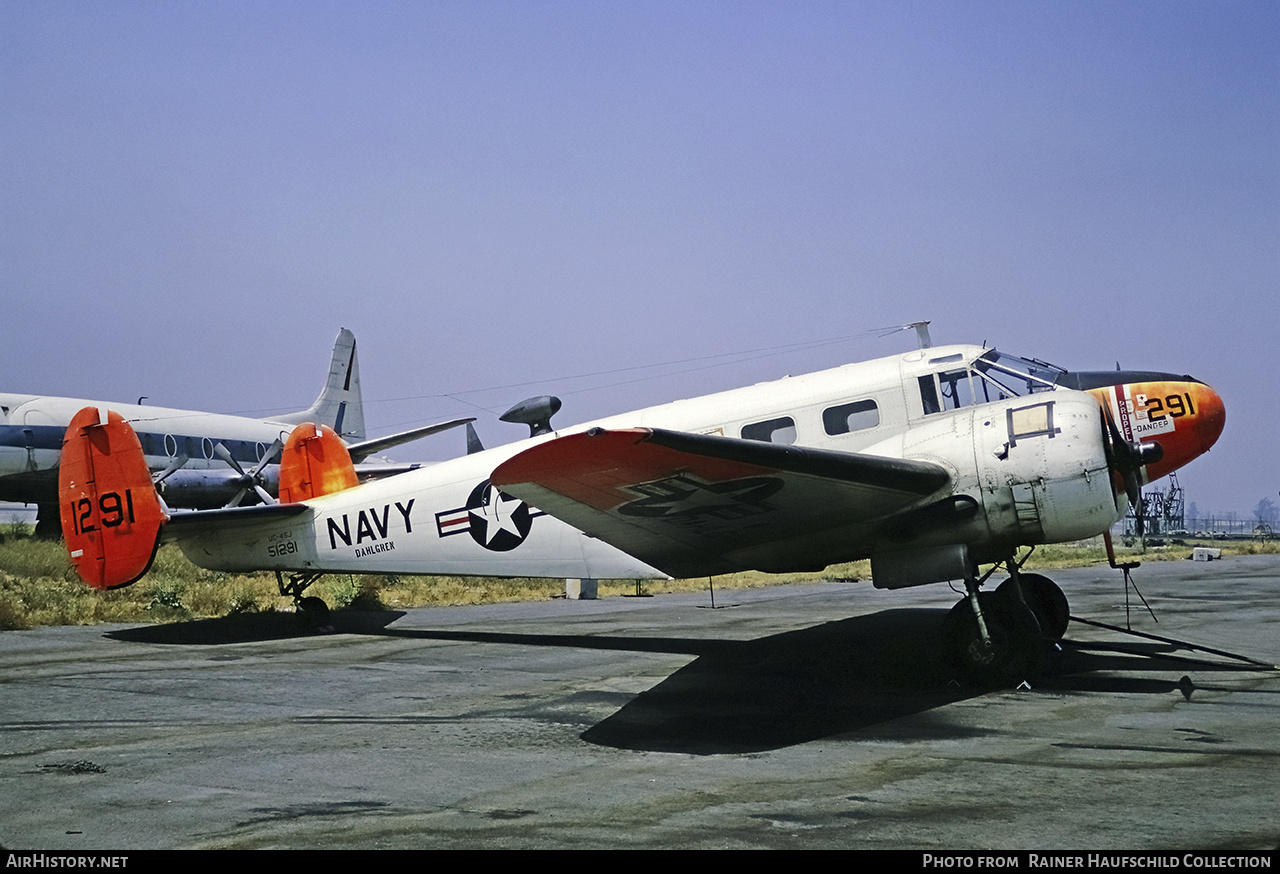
[278,423,359,503]
[59,407,167,589]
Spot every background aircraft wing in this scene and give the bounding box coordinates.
[490,427,951,577]
[345,417,475,462]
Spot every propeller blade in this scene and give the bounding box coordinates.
[249,438,284,477]
[216,440,281,508]
[1098,400,1163,538]
[152,453,189,485]
[212,442,248,478]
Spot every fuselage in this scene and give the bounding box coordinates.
[170,344,1224,581]
[0,393,297,507]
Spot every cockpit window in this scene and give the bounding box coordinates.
[973,350,1063,397]
[919,350,1066,415]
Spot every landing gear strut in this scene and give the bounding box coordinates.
[275,571,332,632]
[942,553,1069,683]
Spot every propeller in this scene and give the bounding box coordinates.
[151,453,190,486]
[214,439,283,507]
[1099,402,1163,536]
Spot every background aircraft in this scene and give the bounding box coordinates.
[1,328,468,536]
[59,334,1223,679]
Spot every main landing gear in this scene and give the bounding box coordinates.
[275,571,333,632]
[941,554,1069,683]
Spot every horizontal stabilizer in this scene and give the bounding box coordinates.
[491,427,950,577]
[164,502,309,534]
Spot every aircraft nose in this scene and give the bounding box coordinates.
[1124,379,1224,482]
[1088,377,1224,483]
[1192,382,1226,456]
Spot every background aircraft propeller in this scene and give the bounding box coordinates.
[214,439,283,507]
[151,453,190,486]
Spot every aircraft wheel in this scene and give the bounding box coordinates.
[297,596,332,630]
[997,573,1070,640]
[942,592,1045,683]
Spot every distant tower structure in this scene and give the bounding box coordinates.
[1125,471,1186,537]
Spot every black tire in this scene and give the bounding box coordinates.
[942,591,1046,682]
[297,596,331,629]
[997,573,1070,640]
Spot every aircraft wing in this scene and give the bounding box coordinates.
[345,418,475,463]
[490,427,951,578]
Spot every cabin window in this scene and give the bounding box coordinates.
[202,437,215,460]
[741,416,797,444]
[823,400,880,435]
[164,434,178,458]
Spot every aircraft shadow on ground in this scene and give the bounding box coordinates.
[104,605,1264,755]
[374,608,1267,754]
[378,607,978,753]
[104,609,406,645]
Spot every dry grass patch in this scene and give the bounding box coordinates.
[1,531,1273,631]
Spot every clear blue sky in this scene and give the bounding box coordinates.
[2,1,1276,516]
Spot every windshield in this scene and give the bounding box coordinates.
[972,350,1064,399]
[918,349,1066,415]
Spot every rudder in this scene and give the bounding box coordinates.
[274,328,366,441]
[60,407,166,589]
[278,423,359,502]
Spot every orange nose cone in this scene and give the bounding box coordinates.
[1100,379,1225,482]
[1193,383,1226,456]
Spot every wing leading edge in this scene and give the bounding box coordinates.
[490,427,952,578]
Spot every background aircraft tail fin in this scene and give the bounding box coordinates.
[274,327,367,441]
[59,407,166,589]
[278,423,359,502]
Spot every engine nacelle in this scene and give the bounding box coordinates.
[157,468,281,509]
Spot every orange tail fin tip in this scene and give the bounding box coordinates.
[59,407,166,589]
[277,422,358,503]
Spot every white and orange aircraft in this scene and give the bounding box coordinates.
[57,328,1224,677]
[1,328,470,535]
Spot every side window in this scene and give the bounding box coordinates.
[823,400,880,435]
[741,416,797,445]
[921,369,980,414]
[918,376,941,415]
[939,369,977,410]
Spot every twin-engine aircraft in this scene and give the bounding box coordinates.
[58,335,1224,677]
[1,329,469,536]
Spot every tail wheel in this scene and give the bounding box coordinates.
[297,596,332,631]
